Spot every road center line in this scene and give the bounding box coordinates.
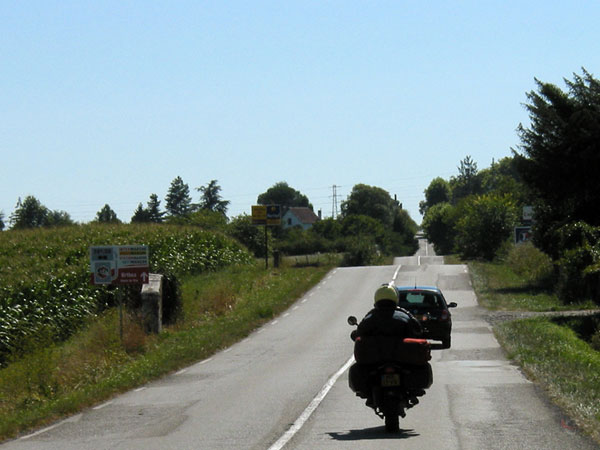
[391,265,402,284]
[268,356,354,450]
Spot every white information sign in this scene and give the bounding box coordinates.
[90,245,149,285]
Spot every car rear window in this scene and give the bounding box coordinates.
[398,291,444,308]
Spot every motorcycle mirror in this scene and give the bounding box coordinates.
[347,316,358,326]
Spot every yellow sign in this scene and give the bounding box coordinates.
[252,205,281,225]
[252,205,267,225]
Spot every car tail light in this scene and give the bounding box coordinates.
[440,310,449,321]
[384,367,396,374]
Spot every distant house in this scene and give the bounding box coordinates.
[282,207,320,230]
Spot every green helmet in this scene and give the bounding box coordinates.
[374,284,398,306]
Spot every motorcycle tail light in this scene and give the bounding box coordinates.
[384,367,396,374]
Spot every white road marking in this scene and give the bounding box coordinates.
[391,265,402,284]
[293,306,300,311]
[283,313,290,318]
[268,356,355,450]
[20,423,60,440]
[271,320,279,326]
[200,357,213,364]
[134,387,146,392]
[176,368,187,375]
[92,400,113,410]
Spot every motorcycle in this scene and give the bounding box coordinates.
[347,315,433,433]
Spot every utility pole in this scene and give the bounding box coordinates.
[331,185,340,219]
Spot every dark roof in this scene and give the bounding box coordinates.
[286,207,319,224]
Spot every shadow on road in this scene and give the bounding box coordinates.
[328,426,419,441]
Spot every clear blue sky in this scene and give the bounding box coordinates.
[2,1,599,225]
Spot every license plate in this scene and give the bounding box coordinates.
[381,374,401,387]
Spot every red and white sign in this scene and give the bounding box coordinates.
[116,267,150,284]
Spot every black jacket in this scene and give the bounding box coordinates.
[351,305,422,341]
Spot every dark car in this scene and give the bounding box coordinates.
[394,286,457,348]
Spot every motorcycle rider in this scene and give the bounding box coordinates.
[350,283,426,406]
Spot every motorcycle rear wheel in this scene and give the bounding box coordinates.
[382,398,400,433]
[384,412,399,433]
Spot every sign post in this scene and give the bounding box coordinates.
[90,245,150,340]
[252,205,281,268]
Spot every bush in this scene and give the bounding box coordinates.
[554,222,600,304]
[421,202,456,255]
[341,237,378,266]
[455,194,518,260]
[505,242,553,284]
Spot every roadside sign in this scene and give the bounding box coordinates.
[252,205,281,226]
[266,205,281,225]
[90,245,149,285]
[252,205,267,225]
[515,226,532,244]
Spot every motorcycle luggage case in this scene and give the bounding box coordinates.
[402,362,433,389]
[354,336,431,365]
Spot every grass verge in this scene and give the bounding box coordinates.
[495,318,600,443]
[468,260,596,311]
[0,258,337,442]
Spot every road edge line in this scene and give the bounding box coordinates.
[268,356,355,450]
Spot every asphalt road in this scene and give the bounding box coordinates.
[3,239,597,449]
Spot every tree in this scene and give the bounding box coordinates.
[514,68,600,255]
[340,184,397,227]
[10,196,49,229]
[197,180,230,216]
[0,211,5,231]
[9,196,74,228]
[455,193,518,260]
[419,177,451,215]
[165,176,193,217]
[421,202,457,255]
[227,214,268,257]
[131,194,164,223]
[257,182,312,211]
[479,157,528,205]
[95,204,120,223]
[450,155,482,203]
[45,210,74,227]
[147,193,164,223]
[131,203,151,223]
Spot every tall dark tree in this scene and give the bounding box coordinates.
[10,196,49,229]
[95,204,120,223]
[340,184,397,227]
[419,177,451,215]
[45,210,74,227]
[450,155,482,203]
[257,182,312,211]
[131,203,151,223]
[165,176,192,217]
[197,180,230,216]
[147,193,164,223]
[515,68,600,255]
[0,211,5,231]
